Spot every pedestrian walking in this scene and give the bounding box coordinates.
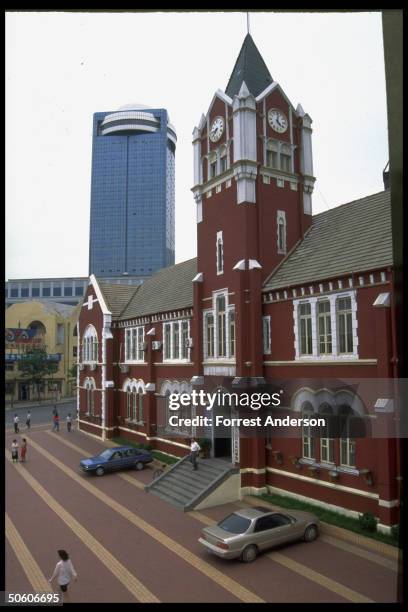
[20,439,27,463]
[26,411,31,430]
[11,440,19,463]
[48,550,78,602]
[190,438,201,471]
[13,414,20,434]
[66,413,72,433]
[52,413,60,432]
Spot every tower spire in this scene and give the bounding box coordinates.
[225,33,273,98]
[247,11,250,35]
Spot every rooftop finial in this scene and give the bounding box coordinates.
[246,11,251,35]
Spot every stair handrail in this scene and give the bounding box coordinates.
[145,453,191,491]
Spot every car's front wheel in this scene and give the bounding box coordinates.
[241,544,258,563]
[304,524,318,542]
[135,461,144,471]
[95,466,105,477]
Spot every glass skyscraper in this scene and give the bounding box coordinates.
[89,104,176,279]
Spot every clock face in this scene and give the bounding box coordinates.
[209,116,225,142]
[268,108,288,134]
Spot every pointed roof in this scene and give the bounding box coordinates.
[225,34,273,98]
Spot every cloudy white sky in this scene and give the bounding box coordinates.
[6,10,388,280]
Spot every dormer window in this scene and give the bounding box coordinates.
[216,231,224,275]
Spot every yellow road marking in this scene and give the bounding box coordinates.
[5,451,159,603]
[44,431,147,490]
[6,514,53,593]
[46,432,400,587]
[26,437,263,603]
[320,535,399,572]
[267,552,373,603]
[189,511,374,603]
[242,495,400,561]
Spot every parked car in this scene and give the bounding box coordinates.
[80,445,153,476]
[198,506,319,562]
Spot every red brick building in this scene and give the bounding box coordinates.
[77,35,400,531]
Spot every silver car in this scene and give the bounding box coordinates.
[198,506,319,562]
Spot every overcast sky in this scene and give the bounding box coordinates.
[6,10,388,280]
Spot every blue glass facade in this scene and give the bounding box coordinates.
[88,107,176,278]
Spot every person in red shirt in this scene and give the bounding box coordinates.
[20,438,27,462]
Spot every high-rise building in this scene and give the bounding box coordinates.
[88,104,176,279]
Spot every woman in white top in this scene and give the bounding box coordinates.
[11,440,19,463]
[49,550,77,599]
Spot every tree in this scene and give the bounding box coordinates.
[18,348,60,402]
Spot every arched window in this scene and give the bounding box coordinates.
[83,325,98,363]
[302,402,315,459]
[216,231,224,275]
[319,403,335,463]
[339,405,356,467]
[277,211,286,254]
[85,378,96,416]
[28,321,47,337]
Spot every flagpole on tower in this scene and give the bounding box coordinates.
[247,11,250,35]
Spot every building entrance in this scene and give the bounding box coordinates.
[18,383,30,401]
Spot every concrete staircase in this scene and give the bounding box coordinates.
[145,455,239,511]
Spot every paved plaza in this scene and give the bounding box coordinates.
[5,424,402,603]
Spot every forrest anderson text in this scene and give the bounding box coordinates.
[168,415,325,428]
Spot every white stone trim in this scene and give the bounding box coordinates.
[378,498,399,508]
[89,275,111,315]
[266,467,378,499]
[240,467,266,474]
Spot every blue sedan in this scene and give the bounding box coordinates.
[80,445,153,476]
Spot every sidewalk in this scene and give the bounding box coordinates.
[5,397,76,411]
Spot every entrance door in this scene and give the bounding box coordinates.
[19,383,30,401]
[214,436,231,459]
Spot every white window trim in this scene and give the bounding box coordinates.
[162,319,191,363]
[216,230,224,275]
[124,326,145,363]
[203,291,236,362]
[293,291,358,361]
[263,315,271,355]
[82,325,98,364]
[277,210,287,255]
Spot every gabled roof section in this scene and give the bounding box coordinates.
[264,190,393,291]
[120,258,197,320]
[225,34,273,98]
[95,279,139,318]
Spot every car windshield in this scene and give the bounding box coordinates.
[98,449,113,460]
[218,513,251,534]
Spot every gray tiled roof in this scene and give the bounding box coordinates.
[98,258,197,320]
[264,190,393,291]
[121,258,197,319]
[97,282,140,318]
[225,34,273,98]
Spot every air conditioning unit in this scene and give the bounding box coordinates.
[119,363,129,373]
[185,338,194,348]
[89,362,97,371]
[152,341,162,350]
[78,363,85,371]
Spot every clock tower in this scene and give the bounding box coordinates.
[191,33,316,383]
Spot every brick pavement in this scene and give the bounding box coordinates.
[5,427,401,603]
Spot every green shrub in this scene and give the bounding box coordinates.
[358,512,377,532]
[391,524,399,542]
